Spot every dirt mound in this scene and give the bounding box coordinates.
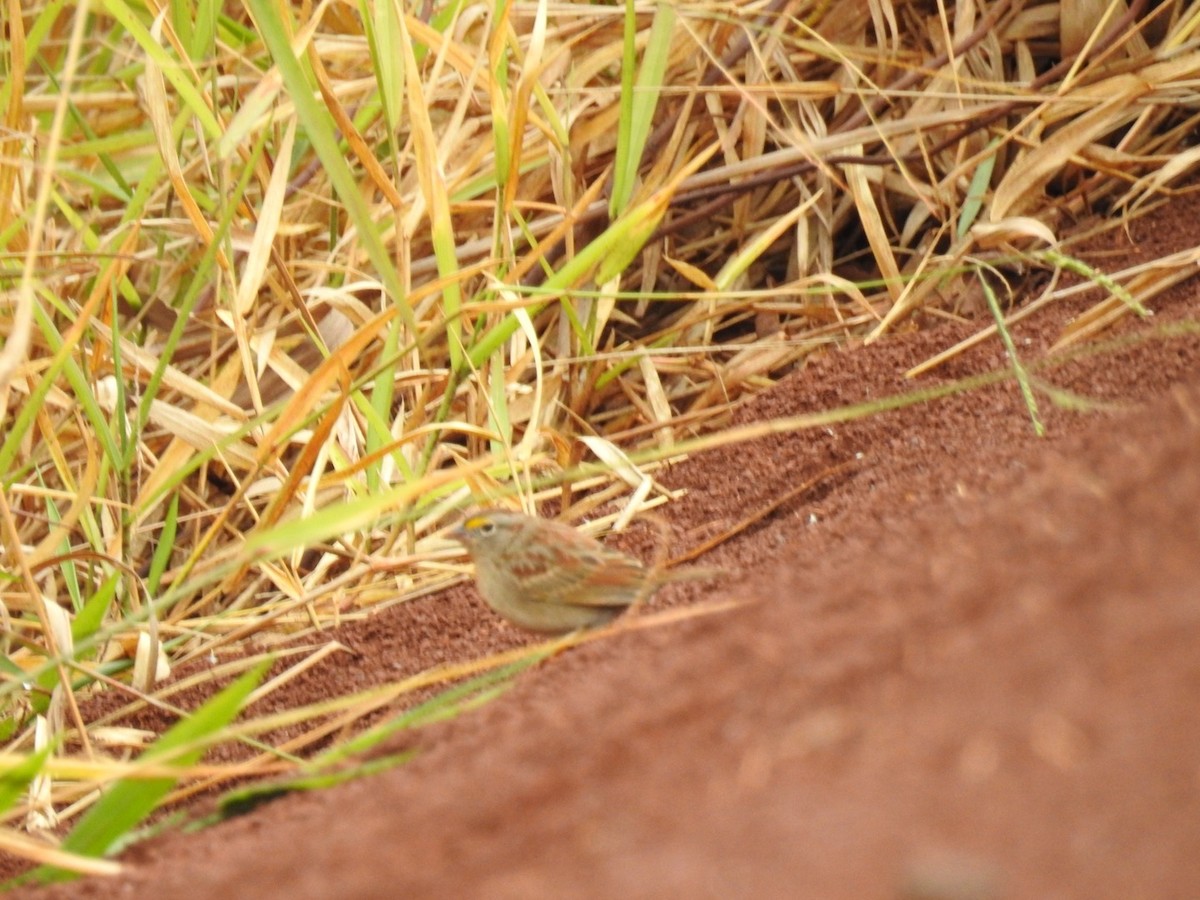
[14,194,1200,897]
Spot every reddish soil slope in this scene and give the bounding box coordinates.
[12,194,1200,898]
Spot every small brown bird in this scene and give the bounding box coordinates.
[450,509,711,633]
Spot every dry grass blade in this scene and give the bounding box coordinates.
[0,829,122,877]
[668,459,862,565]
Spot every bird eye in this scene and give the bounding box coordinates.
[465,515,496,535]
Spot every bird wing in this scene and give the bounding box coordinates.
[516,545,645,609]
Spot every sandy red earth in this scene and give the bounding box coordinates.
[9,191,1200,898]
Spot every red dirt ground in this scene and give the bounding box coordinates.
[10,191,1200,897]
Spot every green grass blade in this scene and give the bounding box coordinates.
[96,0,222,138]
[215,655,540,818]
[980,273,1044,436]
[958,140,998,239]
[1041,248,1150,317]
[243,0,415,335]
[71,572,121,654]
[0,744,57,817]
[38,659,271,876]
[146,492,179,595]
[611,1,676,217]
